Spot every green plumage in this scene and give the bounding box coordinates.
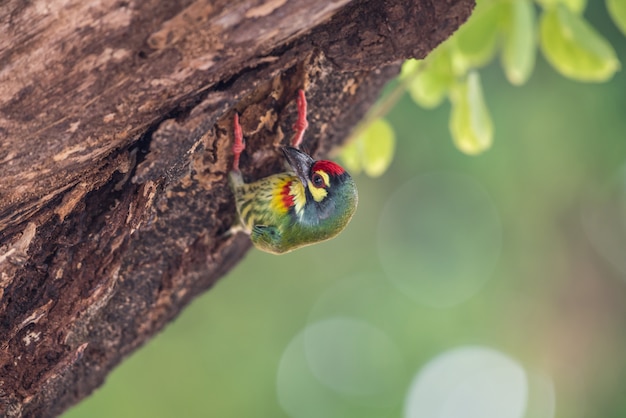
[229,90,358,254]
[229,167,358,254]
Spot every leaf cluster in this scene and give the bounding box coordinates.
[341,0,624,173]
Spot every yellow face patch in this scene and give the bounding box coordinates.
[307,170,330,202]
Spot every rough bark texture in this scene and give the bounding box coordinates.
[0,0,474,416]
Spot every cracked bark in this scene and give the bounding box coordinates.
[0,0,474,416]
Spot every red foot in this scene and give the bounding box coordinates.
[233,113,245,172]
[291,89,309,148]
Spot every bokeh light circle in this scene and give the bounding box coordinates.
[378,171,502,307]
[307,273,412,338]
[277,318,404,418]
[277,327,344,418]
[303,317,404,399]
[404,346,528,418]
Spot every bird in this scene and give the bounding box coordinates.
[228,89,358,254]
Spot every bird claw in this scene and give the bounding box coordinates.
[232,90,307,172]
[219,221,249,239]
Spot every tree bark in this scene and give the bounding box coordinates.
[0,0,473,416]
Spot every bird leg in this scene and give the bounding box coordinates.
[233,89,306,172]
[232,113,245,172]
[291,89,309,148]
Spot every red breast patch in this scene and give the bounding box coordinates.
[282,181,295,208]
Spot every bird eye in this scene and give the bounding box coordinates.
[312,172,325,188]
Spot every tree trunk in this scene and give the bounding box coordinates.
[0,0,473,416]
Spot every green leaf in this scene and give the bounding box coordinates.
[449,72,494,155]
[338,140,362,175]
[340,119,396,177]
[607,0,626,36]
[539,5,620,82]
[361,119,395,177]
[451,0,505,74]
[501,0,536,85]
[407,46,455,109]
[400,59,422,80]
[536,0,587,14]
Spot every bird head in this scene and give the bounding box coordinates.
[282,146,358,233]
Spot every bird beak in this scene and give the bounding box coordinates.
[282,146,314,186]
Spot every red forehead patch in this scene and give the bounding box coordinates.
[312,160,345,176]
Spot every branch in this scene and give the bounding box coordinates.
[0,0,474,416]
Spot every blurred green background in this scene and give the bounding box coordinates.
[65,3,626,418]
